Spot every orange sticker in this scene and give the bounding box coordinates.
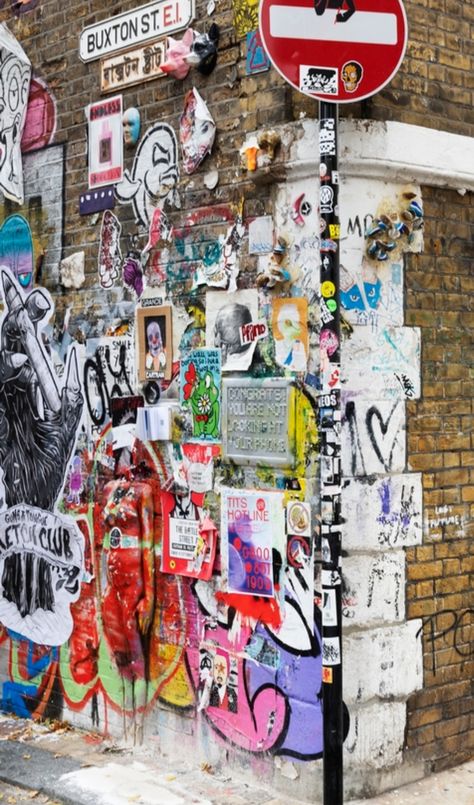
[322,666,333,684]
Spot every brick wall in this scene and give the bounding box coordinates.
[405,184,474,770]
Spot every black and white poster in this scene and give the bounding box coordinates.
[0,269,84,645]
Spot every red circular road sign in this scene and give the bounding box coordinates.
[259,0,408,103]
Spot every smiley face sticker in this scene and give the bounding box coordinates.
[321,281,336,298]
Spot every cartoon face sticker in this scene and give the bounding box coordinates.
[341,61,363,93]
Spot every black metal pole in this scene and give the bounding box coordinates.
[319,100,343,805]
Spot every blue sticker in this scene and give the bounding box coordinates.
[246,30,270,75]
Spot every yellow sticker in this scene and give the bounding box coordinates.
[321,281,336,298]
[329,224,340,239]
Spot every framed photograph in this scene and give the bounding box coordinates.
[137,305,172,381]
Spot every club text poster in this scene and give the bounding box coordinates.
[221,489,284,598]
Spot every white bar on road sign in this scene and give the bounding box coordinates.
[269,8,398,45]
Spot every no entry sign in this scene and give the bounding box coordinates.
[259,0,408,103]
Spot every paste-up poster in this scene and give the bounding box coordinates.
[161,488,216,580]
[206,289,259,372]
[98,210,122,288]
[221,489,285,598]
[272,297,309,372]
[180,349,221,441]
[0,269,84,645]
[198,643,238,712]
[0,24,32,204]
[83,335,134,439]
[182,443,220,493]
[87,95,123,189]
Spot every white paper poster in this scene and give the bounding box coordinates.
[87,95,123,189]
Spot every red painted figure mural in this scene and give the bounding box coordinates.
[97,478,155,680]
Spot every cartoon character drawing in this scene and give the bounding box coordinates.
[115,123,179,228]
[183,360,220,439]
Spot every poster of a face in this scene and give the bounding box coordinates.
[137,305,172,381]
[87,94,123,189]
[198,643,238,713]
[272,297,309,372]
[180,88,216,175]
[206,289,259,372]
[180,349,221,441]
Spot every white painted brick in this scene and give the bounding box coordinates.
[343,621,423,704]
[343,552,405,626]
[342,474,422,551]
[341,397,406,477]
[344,701,407,769]
[342,326,421,400]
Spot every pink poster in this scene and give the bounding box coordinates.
[222,489,284,598]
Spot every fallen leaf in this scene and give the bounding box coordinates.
[23,753,31,759]
[27,793,39,800]
[200,761,214,774]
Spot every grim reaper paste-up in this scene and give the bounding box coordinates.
[0,269,84,645]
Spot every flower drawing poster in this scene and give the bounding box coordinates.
[180,349,221,442]
[221,489,285,598]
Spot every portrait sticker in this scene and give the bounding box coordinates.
[272,297,309,373]
[198,643,238,712]
[206,289,259,372]
[136,304,173,381]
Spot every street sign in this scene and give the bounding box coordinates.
[259,0,408,103]
[79,0,194,62]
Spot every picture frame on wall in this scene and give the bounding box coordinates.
[136,304,173,381]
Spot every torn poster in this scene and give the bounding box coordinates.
[206,289,259,371]
[87,94,123,189]
[180,88,216,174]
[0,23,32,204]
[221,488,285,598]
[180,349,221,441]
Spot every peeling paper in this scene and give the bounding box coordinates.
[60,252,85,289]
[180,88,216,175]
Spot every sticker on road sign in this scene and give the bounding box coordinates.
[300,65,337,95]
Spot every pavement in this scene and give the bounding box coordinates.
[0,714,472,805]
